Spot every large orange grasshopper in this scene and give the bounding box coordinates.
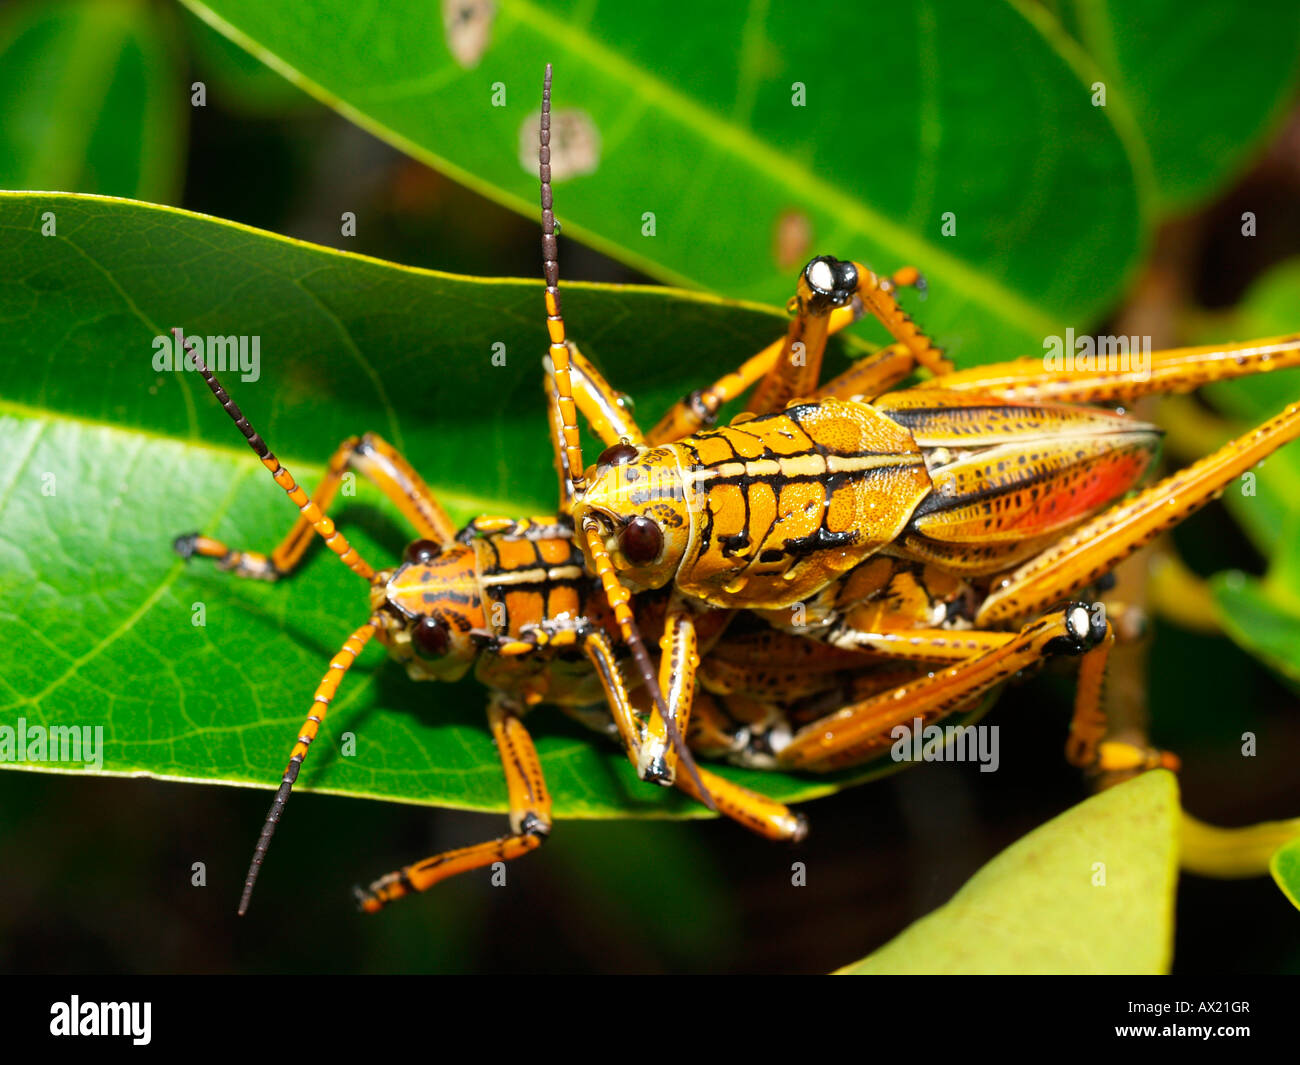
[177,67,1300,916]
[538,70,1300,787]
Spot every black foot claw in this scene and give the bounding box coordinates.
[173,532,200,559]
[639,756,674,787]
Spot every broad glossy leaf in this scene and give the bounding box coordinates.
[0,192,977,817]
[0,0,184,201]
[184,0,1147,359]
[1186,261,1300,685]
[1271,838,1300,911]
[1211,567,1300,692]
[180,5,317,117]
[836,770,1179,974]
[1058,0,1300,212]
[1201,260,1300,555]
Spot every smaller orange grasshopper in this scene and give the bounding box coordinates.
[174,335,850,913]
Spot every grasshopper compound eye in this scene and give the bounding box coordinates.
[804,255,858,306]
[619,515,663,565]
[597,441,639,468]
[404,539,441,565]
[411,616,451,658]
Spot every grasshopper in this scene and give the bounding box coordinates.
[538,70,1300,782]
[177,67,1300,915]
[177,320,945,911]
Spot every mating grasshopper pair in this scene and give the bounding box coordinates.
[177,67,1300,914]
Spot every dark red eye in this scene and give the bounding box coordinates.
[411,616,450,658]
[597,442,639,467]
[619,516,662,565]
[404,539,441,564]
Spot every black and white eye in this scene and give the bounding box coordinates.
[804,256,857,303]
[411,616,450,658]
[619,516,662,565]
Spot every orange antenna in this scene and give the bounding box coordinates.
[539,71,713,809]
[239,616,381,914]
[176,329,375,581]
[539,64,587,493]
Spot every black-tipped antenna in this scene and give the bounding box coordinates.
[538,72,713,810]
[174,329,375,582]
[539,65,588,495]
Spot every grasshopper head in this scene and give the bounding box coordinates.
[574,441,692,592]
[373,540,484,682]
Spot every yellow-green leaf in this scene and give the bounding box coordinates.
[1270,837,1300,911]
[837,771,1179,974]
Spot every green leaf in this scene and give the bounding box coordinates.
[0,0,185,201]
[1059,0,1300,211]
[1271,837,1300,911]
[1184,260,1300,685]
[836,770,1180,974]
[1210,568,1300,692]
[1202,262,1300,534]
[180,5,317,117]
[0,191,968,816]
[183,0,1148,359]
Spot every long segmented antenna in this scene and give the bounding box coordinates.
[540,70,713,810]
[174,329,375,581]
[174,330,381,913]
[238,617,380,914]
[540,65,588,494]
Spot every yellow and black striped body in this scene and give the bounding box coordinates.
[579,398,932,608]
[465,518,615,649]
[373,513,879,758]
[576,391,1162,624]
[466,517,628,710]
[374,517,628,708]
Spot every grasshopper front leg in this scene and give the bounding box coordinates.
[175,432,456,580]
[354,695,552,913]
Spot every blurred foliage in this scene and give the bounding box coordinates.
[1177,260,1300,689]
[1052,0,1300,211]
[0,0,184,200]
